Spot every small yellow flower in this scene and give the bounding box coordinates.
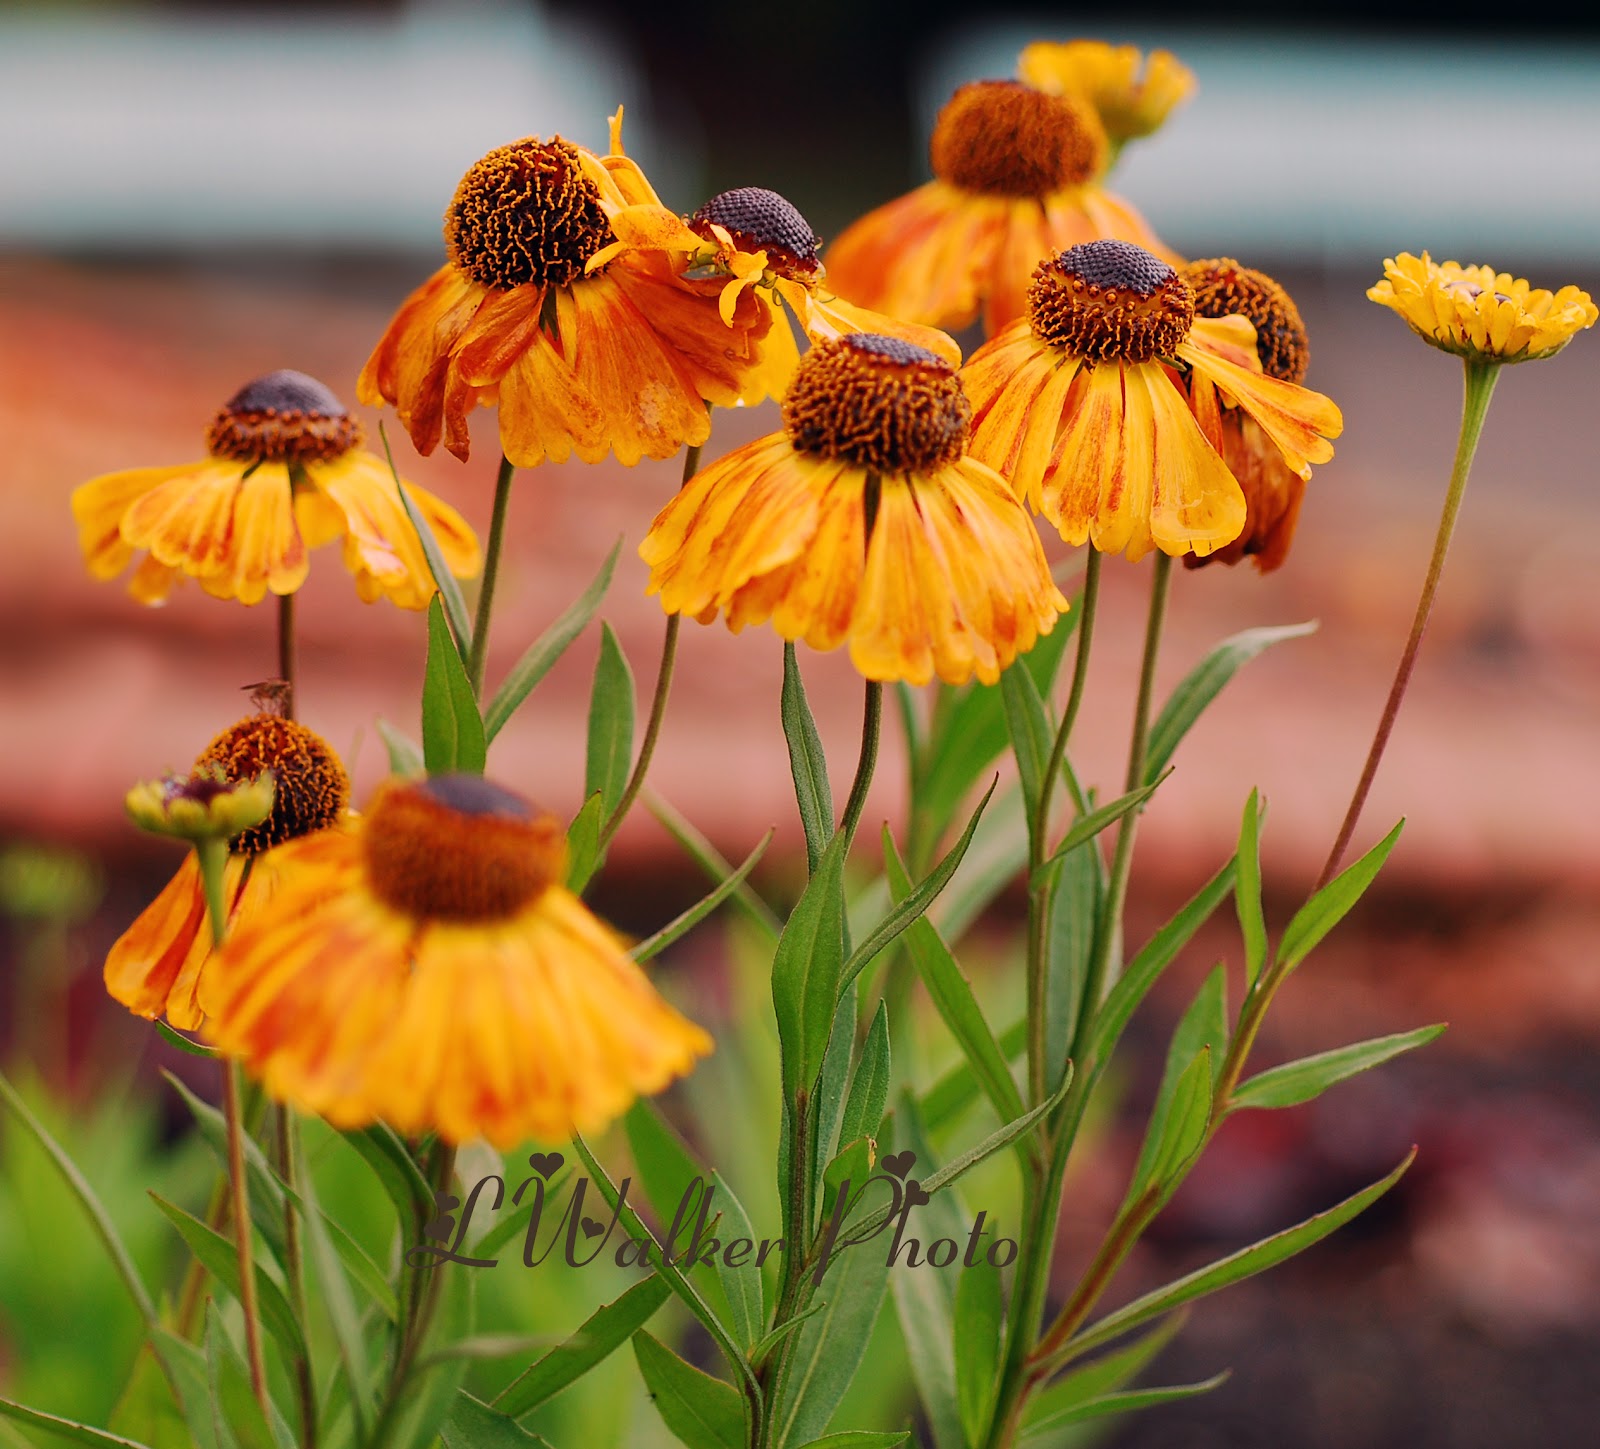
[202,774,711,1147]
[587,185,961,402]
[126,768,276,845]
[641,335,1068,686]
[72,371,480,607]
[1018,40,1196,144]
[359,116,772,469]
[962,240,1342,562]
[826,80,1175,337]
[105,715,352,1029]
[1368,252,1597,364]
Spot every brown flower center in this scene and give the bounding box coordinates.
[444,138,614,291]
[1181,258,1310,383]
[782,334,971,475]
[361,775,566,923]
[690,186,822,280]
[204,371,363,464]
[193,714,350,855]
[1027,240,1195,363]
[930,81,1106,197]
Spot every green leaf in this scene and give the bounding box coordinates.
[1064,1150,1416,1360]
[883,831,1025,1127]
[383,421,472,652]
[149,1195,307,1366]
[1021,1374,1230,1436]
[376,717,425,776]
[0,1399,156,1447]
[633,1331,746,1449]
[890,1263,960,1449]
[1147,1048,1213,1193]
[920,1017,1027,1134]
[422,594,487,774]
[782,644,834,874]
[954,1258,1003,1448]
[0,1070,157,1329]
[1231,1024,1446,1111]
[771,832,849,1099]
[1021,1313,1188,1431]
[343,1122,432,1230]
[1236,790,1267,987]
[837,1003,891,1149]
[493,1276,670,1418]
[649,792,784,943]
[821,1136,877,1223]
[748,1304,824,1369]
[930,783,1029,944]
[1143,621,1317,785]
[484,539,621,741]
[1127,967,1226,1204]
[441,1394,553,1448]
[153,1020,219,1059]
[202,1307,279,1449]
[584,622,636,817]
[1000,659,1053,822]
[795,1436,910,1449]
[1276,820,1404,973]
[632,832,773,963]
[814,978,859,1191]
[565,792,606,894]
[842,784,995,992]
[1032,774,1168,887]
[1091,854,1236,1067]
[392,1247,477,1449]
[1043,828,1099,1083]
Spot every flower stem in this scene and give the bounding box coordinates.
[839,679,884,848]
[277,591,296,719]
[1318,358,1500,888]
[276,1105,316,1448]
[467,454,516,700]
[597,441,702,850]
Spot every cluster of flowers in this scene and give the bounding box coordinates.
[75,40,1593,1152]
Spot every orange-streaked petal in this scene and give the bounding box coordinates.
[1141,366,1248,558]
[72,466,189,580]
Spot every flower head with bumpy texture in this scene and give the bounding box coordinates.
[201,773,711,1147]
[585,184,962,403]
[825,79,1177,337]
[1368,252,1596,364]
[359,115,773,469]
[640,334,1068,686]
[962,240,1343,562]
[105,715,353,1030]
[1018,40,1195,144]
[1179,258,1316,573]
[72,371,479,607]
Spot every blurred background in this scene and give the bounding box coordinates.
[3,1,1599,1445]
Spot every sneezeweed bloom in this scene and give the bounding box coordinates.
[587,185,962,401]
[360,120,771,469]
[640,334,1068,686]
[962,240,1343,562]
[71,371,480,608]
[202,774,711,1147]
[1018,39,1196,147]
[1179,258,1316,573]
[825,79,1175,337]
[1367,252,1597,363]
[106,715,351,1029]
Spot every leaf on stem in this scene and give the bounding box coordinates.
[383,421,472,653]
[771,832,849,1100]
[1229,1024,1446,1111]
[565,793,606,895]
[584,622,636,822]
[648,792,784,943]
[484,539,621,741]
[441,1393,553,1448]
[1030,774,1168,888]
[1276,820,1404,974]
[202,1306,281,1449]
[375,718,425,777]
[1143,621,1318,786]
[1021,1311,1188,1430]
[632,1331,746,1449]
[953,1258,1003,1448]
[836,1003,891,1149]
[422,595,486,774]
[782,644,835,875]
[0,1399,158,1447]
[1235,790,1267,987]
[631,832,774,963]
[1000,659,1053,823]
[1020,1373,1230,1437]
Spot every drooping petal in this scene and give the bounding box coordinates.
[71,466,189,581]
[1141,366,1248,558]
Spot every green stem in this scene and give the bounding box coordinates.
[1025,547,1102,1106]
[276,1105,316,1448]
[596,440,703,850]
[1318,358,1500,888]
[838,679,883,848]
[467,454,516,700]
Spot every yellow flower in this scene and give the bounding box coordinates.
[1018,40,1195,144]
[1368,252,1597,363]
[105,715,352,1030]
[640,335,1068,686]
[72,371,479,607]
[962,240,1343,562]
[826,80,1176,337]
[358,116,772,469]
[126,767,275,845]
[1178,258,1317,574]
[202,774,711,1148]
[587,185,962,401]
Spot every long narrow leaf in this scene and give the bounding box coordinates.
[1236,790,1268,987]
[1000,660,1052,820]
[1230,1024,1446,1111]
[584,622,635,816]
[836,1003,891,1149]
[1032,774,1167,887]
[648,792,783,942]
[0,1400,155,1447]
[422,595,486,774]
[442,1393,553,1448]
[383,421,471,651]
[484,540,621,740]
[633,1332,746,1449]
[1276,820,1404,973]
[1021,1313,1188,1430]
[782,644,834,874]
[631,832,773,963]
[294,1135,373,1432]
[771,832,849,1099]
[1022,1374,1230,1436]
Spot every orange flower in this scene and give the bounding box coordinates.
[359,116,772,469]
[203,775,711,1147]
[826,81,1175,337]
